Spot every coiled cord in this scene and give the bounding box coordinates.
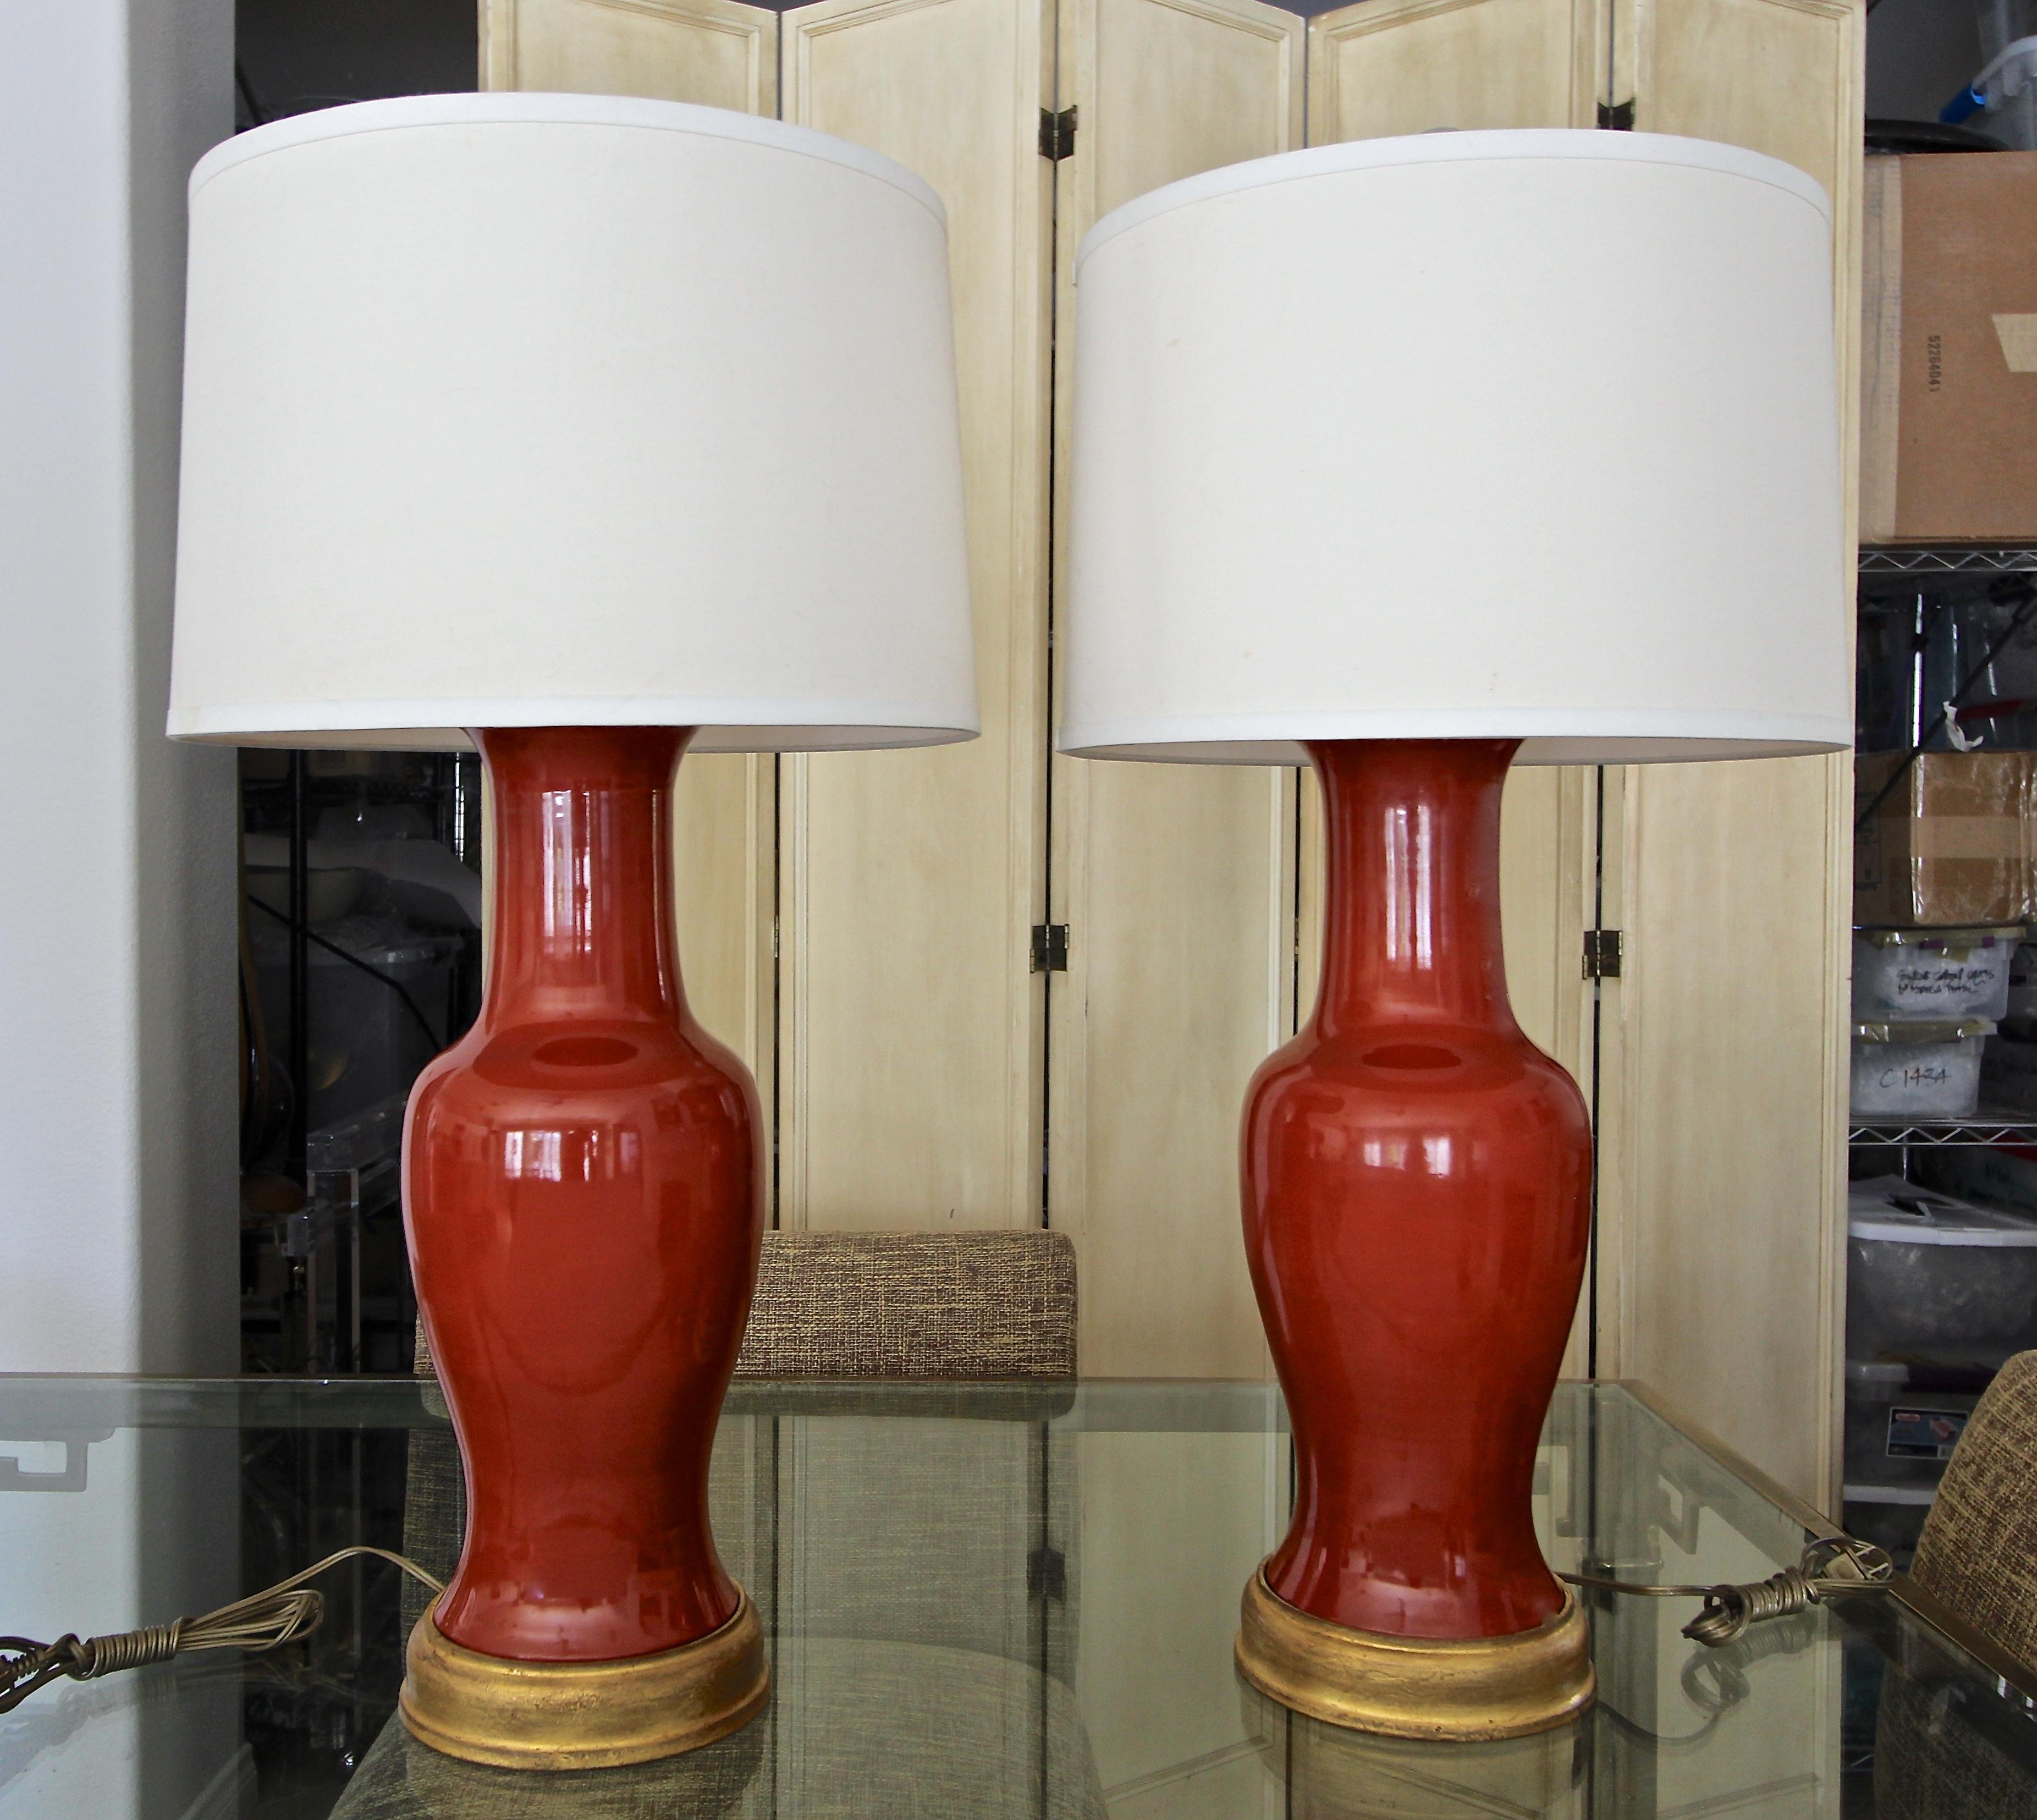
[0,1546,442,1715]
[2,1533,1893,1714]
[1560,1533,1895,1647]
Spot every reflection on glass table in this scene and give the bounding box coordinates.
[0,1378,2032,1817]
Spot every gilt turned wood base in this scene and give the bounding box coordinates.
[401,1591,768,1769]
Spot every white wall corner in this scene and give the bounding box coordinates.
[0,0,238,1373]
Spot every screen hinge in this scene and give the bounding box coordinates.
[1597,98,1636,131]
[1039,105,1077,161]
[1028,1544,1068,1601]
[1031,923,1070,972]
[1582,928,1623,980]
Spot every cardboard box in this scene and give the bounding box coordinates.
[1861,151,2037,543]
[1855,750,2035,927]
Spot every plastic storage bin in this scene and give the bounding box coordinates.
[1850,1021,1992,1119]
[1843,1360,1981,1490]
[1846,1175,2037,1363]
[1983,1029,2037,1112]
[2006,941,2037,1036]
[1919,1140,2037,1218]
[1852,927,2020,1021]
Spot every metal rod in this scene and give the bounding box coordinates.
[288,751,310,1186]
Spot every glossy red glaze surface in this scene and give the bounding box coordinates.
[1243,740,1592,1641]
[404,727,762,1663]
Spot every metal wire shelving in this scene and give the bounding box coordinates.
[1858,546,2037,577]
[1848,1110,2037,1151]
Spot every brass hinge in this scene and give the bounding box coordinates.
[1039,105,1077,161]
[1597,98,1636,131]
[1028,1544,1067,1601]
[1031,923,1070,972]
[1583,929,1623,980]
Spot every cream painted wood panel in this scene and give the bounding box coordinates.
[670,750,777,1091]
[1300,0,1607,1381]
[1048,0,1304,1378]
[779,0,1051,1231]
[1506,765,1599,1381]
[1307,0,1605,141]
[1608,0,1863,1509]
[481,0,777,112]
[1629,0,1859,205]
[480,0,781,1093]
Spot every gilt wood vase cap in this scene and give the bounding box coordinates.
[168,93,976,752]
[1059,127,1849,766]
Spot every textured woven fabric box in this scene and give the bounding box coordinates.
[1862,150,2037,542]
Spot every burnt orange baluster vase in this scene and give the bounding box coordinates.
[397,725,768,1769]
[1235,739,1596,1739]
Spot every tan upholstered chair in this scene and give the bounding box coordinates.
[733,1229,1076,1377]
[1911,1349,2037,1680]
[1873,1351,2037,1820]
[411,1228,1078,1381]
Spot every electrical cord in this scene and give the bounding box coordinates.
[1,1533,1892,1715]
[0,1547,442,1715]
[1559,1533,1895,1648]
[1583,1613,1823,1748]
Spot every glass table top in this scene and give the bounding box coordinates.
[1,1376,2032,1818]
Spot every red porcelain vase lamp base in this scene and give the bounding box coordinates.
[1235,739,1595,1740]
[397,726,767,1768]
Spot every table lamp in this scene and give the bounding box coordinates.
[167,95,975,1768]
[1061,131,1848,1739]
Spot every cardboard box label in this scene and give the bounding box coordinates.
[1995,312,2037,372]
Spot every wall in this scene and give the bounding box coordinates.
[0,0,239,1374]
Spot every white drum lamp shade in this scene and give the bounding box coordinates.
[1060,130,1848,765]
[168,94,977,751]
